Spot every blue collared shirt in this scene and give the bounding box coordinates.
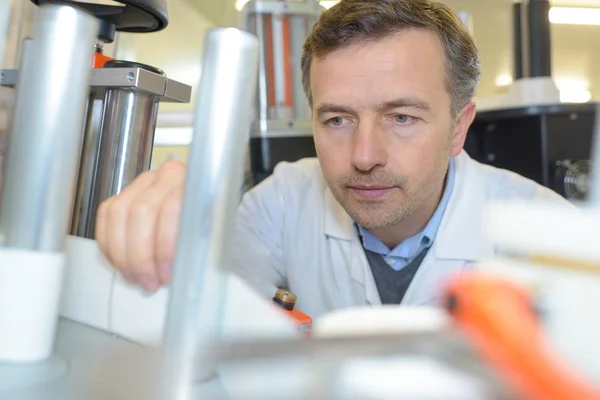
[356,157,456,271]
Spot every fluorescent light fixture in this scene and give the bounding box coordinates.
[320,1,339,8]
[495,73,513,87]
[236,0,249,11]
[556,78,592,103]
[549,6,600,25]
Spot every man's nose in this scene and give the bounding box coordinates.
[351,122,387,172]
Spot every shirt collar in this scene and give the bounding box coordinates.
[357,157,456,259]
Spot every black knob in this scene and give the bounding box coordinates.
[30,0,168,42]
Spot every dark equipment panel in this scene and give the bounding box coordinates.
[249,136,316,185]
[466,103,597,199]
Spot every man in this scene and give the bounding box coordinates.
[96,0,566,318]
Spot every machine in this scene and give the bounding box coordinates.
[466,0,596,202]
[242,0,322,185]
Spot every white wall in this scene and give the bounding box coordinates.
[111,0,214,113]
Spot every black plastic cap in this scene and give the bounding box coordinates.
[98,19,117,44]
[103,59,165,77]
[30,0,168,33]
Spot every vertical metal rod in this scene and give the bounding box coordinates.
[271,14,287,119]
[0,0,10,67]
[512,2,523,81]
[588,102,600,206]
[290,15,309,120]
[527,0,551,78]
[0,4,97,251]
[519,1,531,79]
[162,27,259,398]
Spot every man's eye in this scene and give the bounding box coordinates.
[394,114,411,124]
[328,117,345,127]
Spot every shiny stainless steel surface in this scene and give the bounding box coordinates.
[83,89,160,238]
[0,68,192,103]
[70,96,104,238]
[162,27,260,397]
[0,4,97,251]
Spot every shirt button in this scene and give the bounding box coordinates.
[385,258,396,266]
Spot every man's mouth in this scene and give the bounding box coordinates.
[348,185,395,200]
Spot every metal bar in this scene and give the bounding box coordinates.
[290,14,310,120]
[0,0,10,67]
[271,14,287,118]
[70,96,105,237]
[527,0,551,78]
[162,27,259,397]
[589,102,600,205]
[512,2,523,80]
[519,1,531,79]
[1,68,191,103]
[0,4,97,251]
[83,89,160,239]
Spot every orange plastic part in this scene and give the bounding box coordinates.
[444,272,600,400]
[263,14,294,111]
[93,52,113,68]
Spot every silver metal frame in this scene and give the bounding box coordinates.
[0,67,191,103]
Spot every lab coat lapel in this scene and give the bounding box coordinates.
[435,152,495,262]
[323,189,381,306]
[402,152,496,306]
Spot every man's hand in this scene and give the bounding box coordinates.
[96,161,186,292]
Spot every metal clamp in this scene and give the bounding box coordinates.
[0,67,192,103]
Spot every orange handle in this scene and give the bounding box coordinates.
[444,272,600,400]
[93,52,113,68]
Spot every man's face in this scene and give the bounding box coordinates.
[310,29,475,230]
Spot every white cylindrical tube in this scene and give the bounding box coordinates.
[162,27,260,398]
[0,4,97,251]
[0,248,65,362]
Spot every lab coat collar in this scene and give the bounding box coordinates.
[323,188,356,241]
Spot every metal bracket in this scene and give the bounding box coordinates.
[0,67,192,103]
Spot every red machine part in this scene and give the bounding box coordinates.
[444,272,600,400]
[93,51,113,68]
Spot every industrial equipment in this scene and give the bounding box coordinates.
[466,0,596,202]
[242,0,322,185]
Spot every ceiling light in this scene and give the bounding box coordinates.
[549,7,600,25]
[495,73,513,87]
[320,1,339,9]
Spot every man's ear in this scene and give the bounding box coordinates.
[450,101,477,157]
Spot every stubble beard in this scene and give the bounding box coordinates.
[328,152,451,230]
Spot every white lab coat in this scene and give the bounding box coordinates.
[228,150,568,319]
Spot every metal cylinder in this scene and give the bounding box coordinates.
[512,2,523,80]
[70,95,105,238]
[82,61,162,239]
[0,0,10,68]
[515,0,552,80]
[244,1,320,123]
[527,0,551,78]
[0,4,97,251]
[162,27,260,397]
